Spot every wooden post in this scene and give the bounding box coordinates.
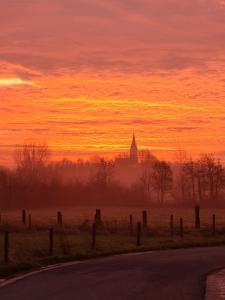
[57,211,63,226]
[4,231,9,264]
[22,209,27,225]
[142,210,148,230]
[28,214,32,229]
[49,228,54,256]
[114,220,118,233]
[180,218,183,238]
[212,214,216,235]
[195,206,200,228]
[170,215,174,237]
[137,222,141,246]
[95,209,102,226]
[129,215,133,235]
[92,223,96,249]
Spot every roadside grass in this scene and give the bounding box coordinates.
[1,207,225,278]
[2,206,225,229]
[1,226,225,279]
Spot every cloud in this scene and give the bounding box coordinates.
[0,78,34,87]
[1,0,225,165]
[169,126,200,132]
[0,0,225,74]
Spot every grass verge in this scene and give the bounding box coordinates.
[1,231,225,279]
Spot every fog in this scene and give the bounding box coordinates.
[0,143,224,210]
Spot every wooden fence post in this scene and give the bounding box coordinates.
[137,222,141,246]
[113,220,118,233]
[212,214,216,235]
[49,228,54,256]
[180,218,183,238]
[22,209,27,225]
[195,206,200,229]
[142,210,148,230]
[28,214,32,229]
[57,211,63,226]
[170,215,174,237]
[4,231,9,264]
[95,209,102,226]
[129,215,133,235]
[92,223,96,249]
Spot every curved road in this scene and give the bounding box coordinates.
[1,246,225,300]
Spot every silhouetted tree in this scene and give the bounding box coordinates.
[173,150,189,203]
[182,158,197,203]
[0,167,10,209]
[94,158,115,189]
[14,143,50,184]
[197,154,225,203]
[152,161,173,204]
[139,150,157,202]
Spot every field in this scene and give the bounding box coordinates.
[0,206,225,278]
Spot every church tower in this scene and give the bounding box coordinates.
[130,134,138,163]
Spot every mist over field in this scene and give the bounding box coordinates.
[1,140,225,210]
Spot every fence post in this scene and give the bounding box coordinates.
[28,214,32,229]
[212,214,216,235]
[95,209,102,226]
[57,211,63,226]
[142,210,148,230]
[170,215,174,237]
[195,206,200,229]
[4,231,9,264]
[129,215,133,235]
[113,220,118,233]
[49,228,54,256]
[180,218,183,238]
[22,209,27,225]
[92,223,96,249]
[137,222,141,246]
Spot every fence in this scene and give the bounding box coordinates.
[0,206,221,265]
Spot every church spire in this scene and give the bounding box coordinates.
[130,133,138,163]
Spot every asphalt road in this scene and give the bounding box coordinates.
[1,246,225,300]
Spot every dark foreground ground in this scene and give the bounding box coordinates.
[1,246,225,300]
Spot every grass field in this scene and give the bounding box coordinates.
[1,206,225,228]
[0,206,225,278]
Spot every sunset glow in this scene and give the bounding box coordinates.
[1,0,225,165]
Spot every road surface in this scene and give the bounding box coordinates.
[1,246,225,300]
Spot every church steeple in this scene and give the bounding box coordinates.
[130,133,138,163]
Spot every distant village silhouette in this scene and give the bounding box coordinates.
[1,132,223,209]
[52,134,154,187]
[115,134,139,165]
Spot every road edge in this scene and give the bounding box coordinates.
[205,267,225,300]
[0,251,153,289]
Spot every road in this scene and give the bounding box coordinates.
[1,246,225,300]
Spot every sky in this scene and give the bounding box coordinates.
[1,0,225,166]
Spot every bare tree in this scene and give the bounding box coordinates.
[173,150,189,203]
[14,143,50,184]
[0,166,10,209]
[183,158,197,203]
[139,150,157,201]
[197,154,225,203]
[95,158,115,188]
[152,161,173,205]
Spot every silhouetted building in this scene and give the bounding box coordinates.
[115,134,139,165]
[130,134,138,163]
[114,134,140,186]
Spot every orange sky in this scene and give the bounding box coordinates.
[1,0,225,166]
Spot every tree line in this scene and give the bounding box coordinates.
[0,144,225,209]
